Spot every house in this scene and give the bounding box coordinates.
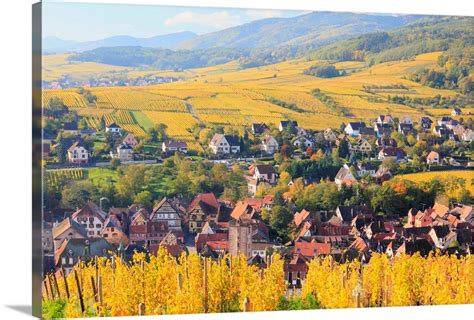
[122,133,138,147]
[230,201,257,221]
[462,129,474,142]
[344,122,366,137]
[400,116,413,125]
[71,202,107,237]
[433,125,452,138]
[377,147,407,162]
[359,127,375,137]
[209,134,240,155]
[349,138,372,153]
[375,166,392,183]
[437,116,452,126]
[374,123,393,138]
[187,193,221,233]
[398,123,415,135]
[450,205,474,223]
[426,151,440,165]
[284,254,310,287]
[452,107,462,116]
[130,208,149,226]
[129,221,169,246]
[376,137,397,149]
[195,232,228,252]
[105,122,122,134]
[294,241,331,259]
[63,122,78,135]
[278,120,298,132]
[420,117,433,130]
[246,176,272,197]
[429,226,457,250]
[293,209,311,228]
[150,197,183,231]
[51,217,88,249]
[260,136,279,154]
[111,143,133,161]
[354,162,377,178]
[101,216,129,246]
[292,136,313,149]
[376,115,393,126]
[252,123,269,135]
[336,205,373,223]
[54,238,111,275]
[252,164,277,183]
[334,164,357,188]
[162,140,188,154]
[67,141,89,164]
[323,128,337,141]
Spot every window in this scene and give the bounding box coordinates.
[61,257,66,265]
[69,258,73,265]
[96,224,101,228]
[88,231,94,235]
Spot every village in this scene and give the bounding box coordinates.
[43,107,474,288]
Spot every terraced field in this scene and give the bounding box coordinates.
[43,51,473,138]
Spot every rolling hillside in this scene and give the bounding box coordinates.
[42,51,473,147]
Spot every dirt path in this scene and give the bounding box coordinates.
[185,102,204,124]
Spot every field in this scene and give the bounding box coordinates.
[398,170,474,195]
[43,51,473,140]
[45,168,119,190]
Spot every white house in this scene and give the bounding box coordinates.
[349,138,372,153]
[376,115,393,126]
[209,134,240,154]
[253,164,277,183]
[71,202,107,237]
[67,141,89,164]
[426,151,440,165]
[334,164,357,188]
[451,107,462,116]
[278,120,298,132]
[462,129,474,142]
[400,116,413,125]
[323,128,337,141]
[293,136,313,149]
[162,140,188,154]
[111,143,133,161]
[354,162,377,178]
[344,122,366,137]
[106,122,122,134]
[261,136,279,154]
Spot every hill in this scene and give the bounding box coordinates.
[42,31,197,53]
[176,11,422,50]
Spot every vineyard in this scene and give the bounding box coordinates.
[42,251,474,319]
[43,51,474,139]
[45,169,84,191]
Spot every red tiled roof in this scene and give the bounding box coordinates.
[187,193,220,215]
[231,201,254,220]
[293,209,310,228]
[294,241,331,257]
[195,233,228,252]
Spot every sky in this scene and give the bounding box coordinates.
[42,2,308,42]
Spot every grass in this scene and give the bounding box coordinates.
[84,167,119,186]
[132,111,155,131]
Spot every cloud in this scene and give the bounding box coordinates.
[164,11,242,30]
[245,9,285,20]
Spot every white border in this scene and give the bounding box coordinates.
[0,0,473,319]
